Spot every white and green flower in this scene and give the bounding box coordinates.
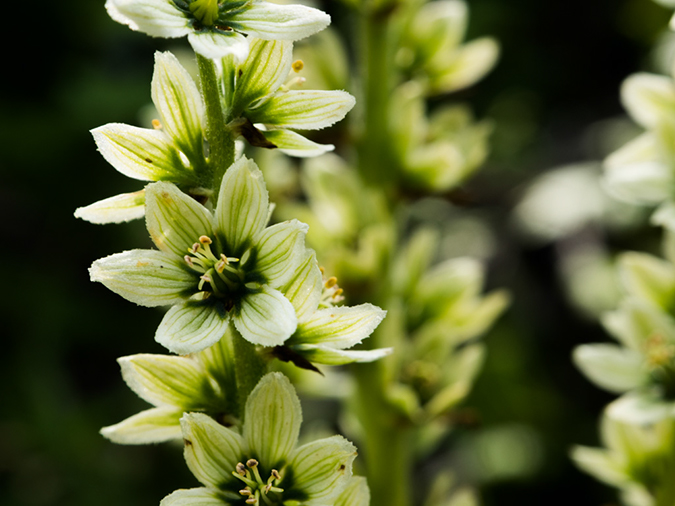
[106,0,330,61]
[90,157,310,354]
[271,251,391,370]
[162,372,358,506]
[101,330,238,444]
[75,51,209,224]
[223,38,355,157]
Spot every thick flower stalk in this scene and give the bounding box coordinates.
[162,373,359,506]
[106,0,330,61]
[90,157,311,354]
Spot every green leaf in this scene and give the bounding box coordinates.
[152,51,205,164]
[573,344,646,394]
[244,373,302,468]
[146,181,215,256]
[233,286,297,347]
[253,220,309,287]
[215,157,269,254]
[118,354,212,409]
[156,301,231,355]
[234,2,330,41]
[92,123,193,183]
[74,190,146,224]
[89,249,195,307]
[292,304,386,349]
[231,39,292,115]
[181,413,245,489]
[248,90,355,130]
[289,435,357,502]
[100,407,183,444]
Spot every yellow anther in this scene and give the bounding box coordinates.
[319,266,325,274]
[239,488,252,496]
[152,119,162,129]
[245,498,257,505]
[334,288,344,297]
[292,59,304,72]
[199,235,212,245]
[236,462,247,476]
[220,253,230,265]
[271,469,281,480]
[191,243,200,253]
[325,277,338,288]
[246,459,259,468]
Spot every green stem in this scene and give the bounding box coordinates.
[356,8,397,189]
[196,54,236,198]
[354,362,412,506]
[232,329,267,421]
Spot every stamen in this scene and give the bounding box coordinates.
[152,119,162,129]
[236,462,247,476]
[325,276,338,288]
[292,59,304,72]
[239,488,252,496]
[199,235,212,245]
[246,459,259,468]
[184,255,194,267]
[271,469,280,480]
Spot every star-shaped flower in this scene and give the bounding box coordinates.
[90,156,310,354]
[162,372,358,506]
[100,330,238,444]
[75,51,209,224]
[224,38,355,157]
[271,250,391,371]
[106,0,330,61]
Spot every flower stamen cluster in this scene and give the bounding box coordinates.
[233,459,283,505]
[184,235,243,295]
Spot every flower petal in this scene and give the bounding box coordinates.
[290,344,393,365]
[235,2,330,41]
[289,435,357,503]
[156,301,231,355]
[92,124,193,183]
[215,157,269,254]
[146,181,215,256]
[335,477,371,506]
[233,286,297,346]
[281,251,322,323]
[160,488,227,506]
[118,354,213,409]
[188,31,250,62]
[90,249,196,307]
[100,407,183,445]
[428,37,500,95]
[74,190,146,224]
[573,344,647,394]
[252,219,309,287]
[291,304,386,349]
[262,129,335,158]
[618,252,675,310]
[231,39,292,115]
[105,0,191,37]
[152,51,206,166]
[621,73,675,128]
[244,373,301,468]
[248,90,355,130]
[181,413,245,489]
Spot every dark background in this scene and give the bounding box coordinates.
[1,0,671,504]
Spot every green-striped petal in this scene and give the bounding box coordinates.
[100,407,183,445]
[262,129,334,158]
[253,220,309,287]
[234,2,330,41]
[90,249,196,307]
[156,301,231,355]
[233,286,297,347]
[74,190,146,224]
[146,181,215,256]
[244,373,301,469]
[292,304,386,348]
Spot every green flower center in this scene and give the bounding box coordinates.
[189,0,219,26]
[184,235,246,298]
[232,459,284,505]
